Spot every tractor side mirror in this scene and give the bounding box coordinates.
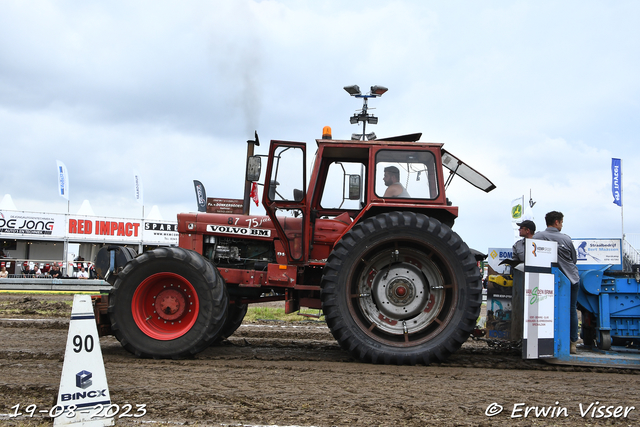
[348,175,361,200]
[246,156,262,182]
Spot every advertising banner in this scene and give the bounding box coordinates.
[523,238,557,359]
[56,160,69,200]
[510,196,524,240]
[574,238,621,267]
[67,215,179,244]
[1,210,179,246]
[0,211,66,239]
[523,271,555,358]
[207,198,243,214]
[524,239,557,269]
[134,170,144,205]
[611,158,621,206]
[510,196,523,223]
[143,221,179,245]
[193,180,207,212]
[487,248,513,275]
[67,215,143,243]
[485,247,514,340]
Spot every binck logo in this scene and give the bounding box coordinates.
[61,389,108,402]
[59,370,108,402]
[76,370,92,389]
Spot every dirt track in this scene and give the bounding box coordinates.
[1,294,639,426]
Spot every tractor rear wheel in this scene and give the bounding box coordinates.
[108,247,228,358]
[321,212,482,365]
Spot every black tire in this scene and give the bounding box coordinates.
[598,330,612,351]
[213,303,248,343]
[321,212,482,365]
[108,247,228,358]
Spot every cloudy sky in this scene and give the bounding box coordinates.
[1,0,639,252]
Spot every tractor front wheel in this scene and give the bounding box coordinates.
[108,247,228,358]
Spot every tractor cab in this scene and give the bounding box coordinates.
[250,130,495,265]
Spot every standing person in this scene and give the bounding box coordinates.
[512,219,536,263]
[382,166,411,198]
[533,211,580,354]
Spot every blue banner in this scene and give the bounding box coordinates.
[611,158,621,206]
[56,160,69,201]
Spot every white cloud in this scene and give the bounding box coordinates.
[0,0,639,253]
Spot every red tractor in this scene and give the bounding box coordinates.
[95,98,495,365]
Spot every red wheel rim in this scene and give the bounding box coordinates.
[131,272,200,340]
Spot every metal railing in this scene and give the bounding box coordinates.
[625,233,640,251]
[0,277,112,292]
[1,258,95,278]
[623,239,640,270]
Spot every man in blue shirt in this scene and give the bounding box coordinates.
[533,211,580,354]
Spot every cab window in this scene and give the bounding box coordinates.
[375,150,438,199]
[320,161,365,209]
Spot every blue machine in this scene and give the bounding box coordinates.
[578,265,640,350]
[544,238,640,368]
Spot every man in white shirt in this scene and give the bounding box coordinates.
[77,266,89,279]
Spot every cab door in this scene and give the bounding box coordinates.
[263,141,308,263]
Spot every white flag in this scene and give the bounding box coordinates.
[511,196,524,242]
[56,160,69,200]
[133,170,144,205]
[511,196,524,223]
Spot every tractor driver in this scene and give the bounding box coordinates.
[382,166,410,198]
